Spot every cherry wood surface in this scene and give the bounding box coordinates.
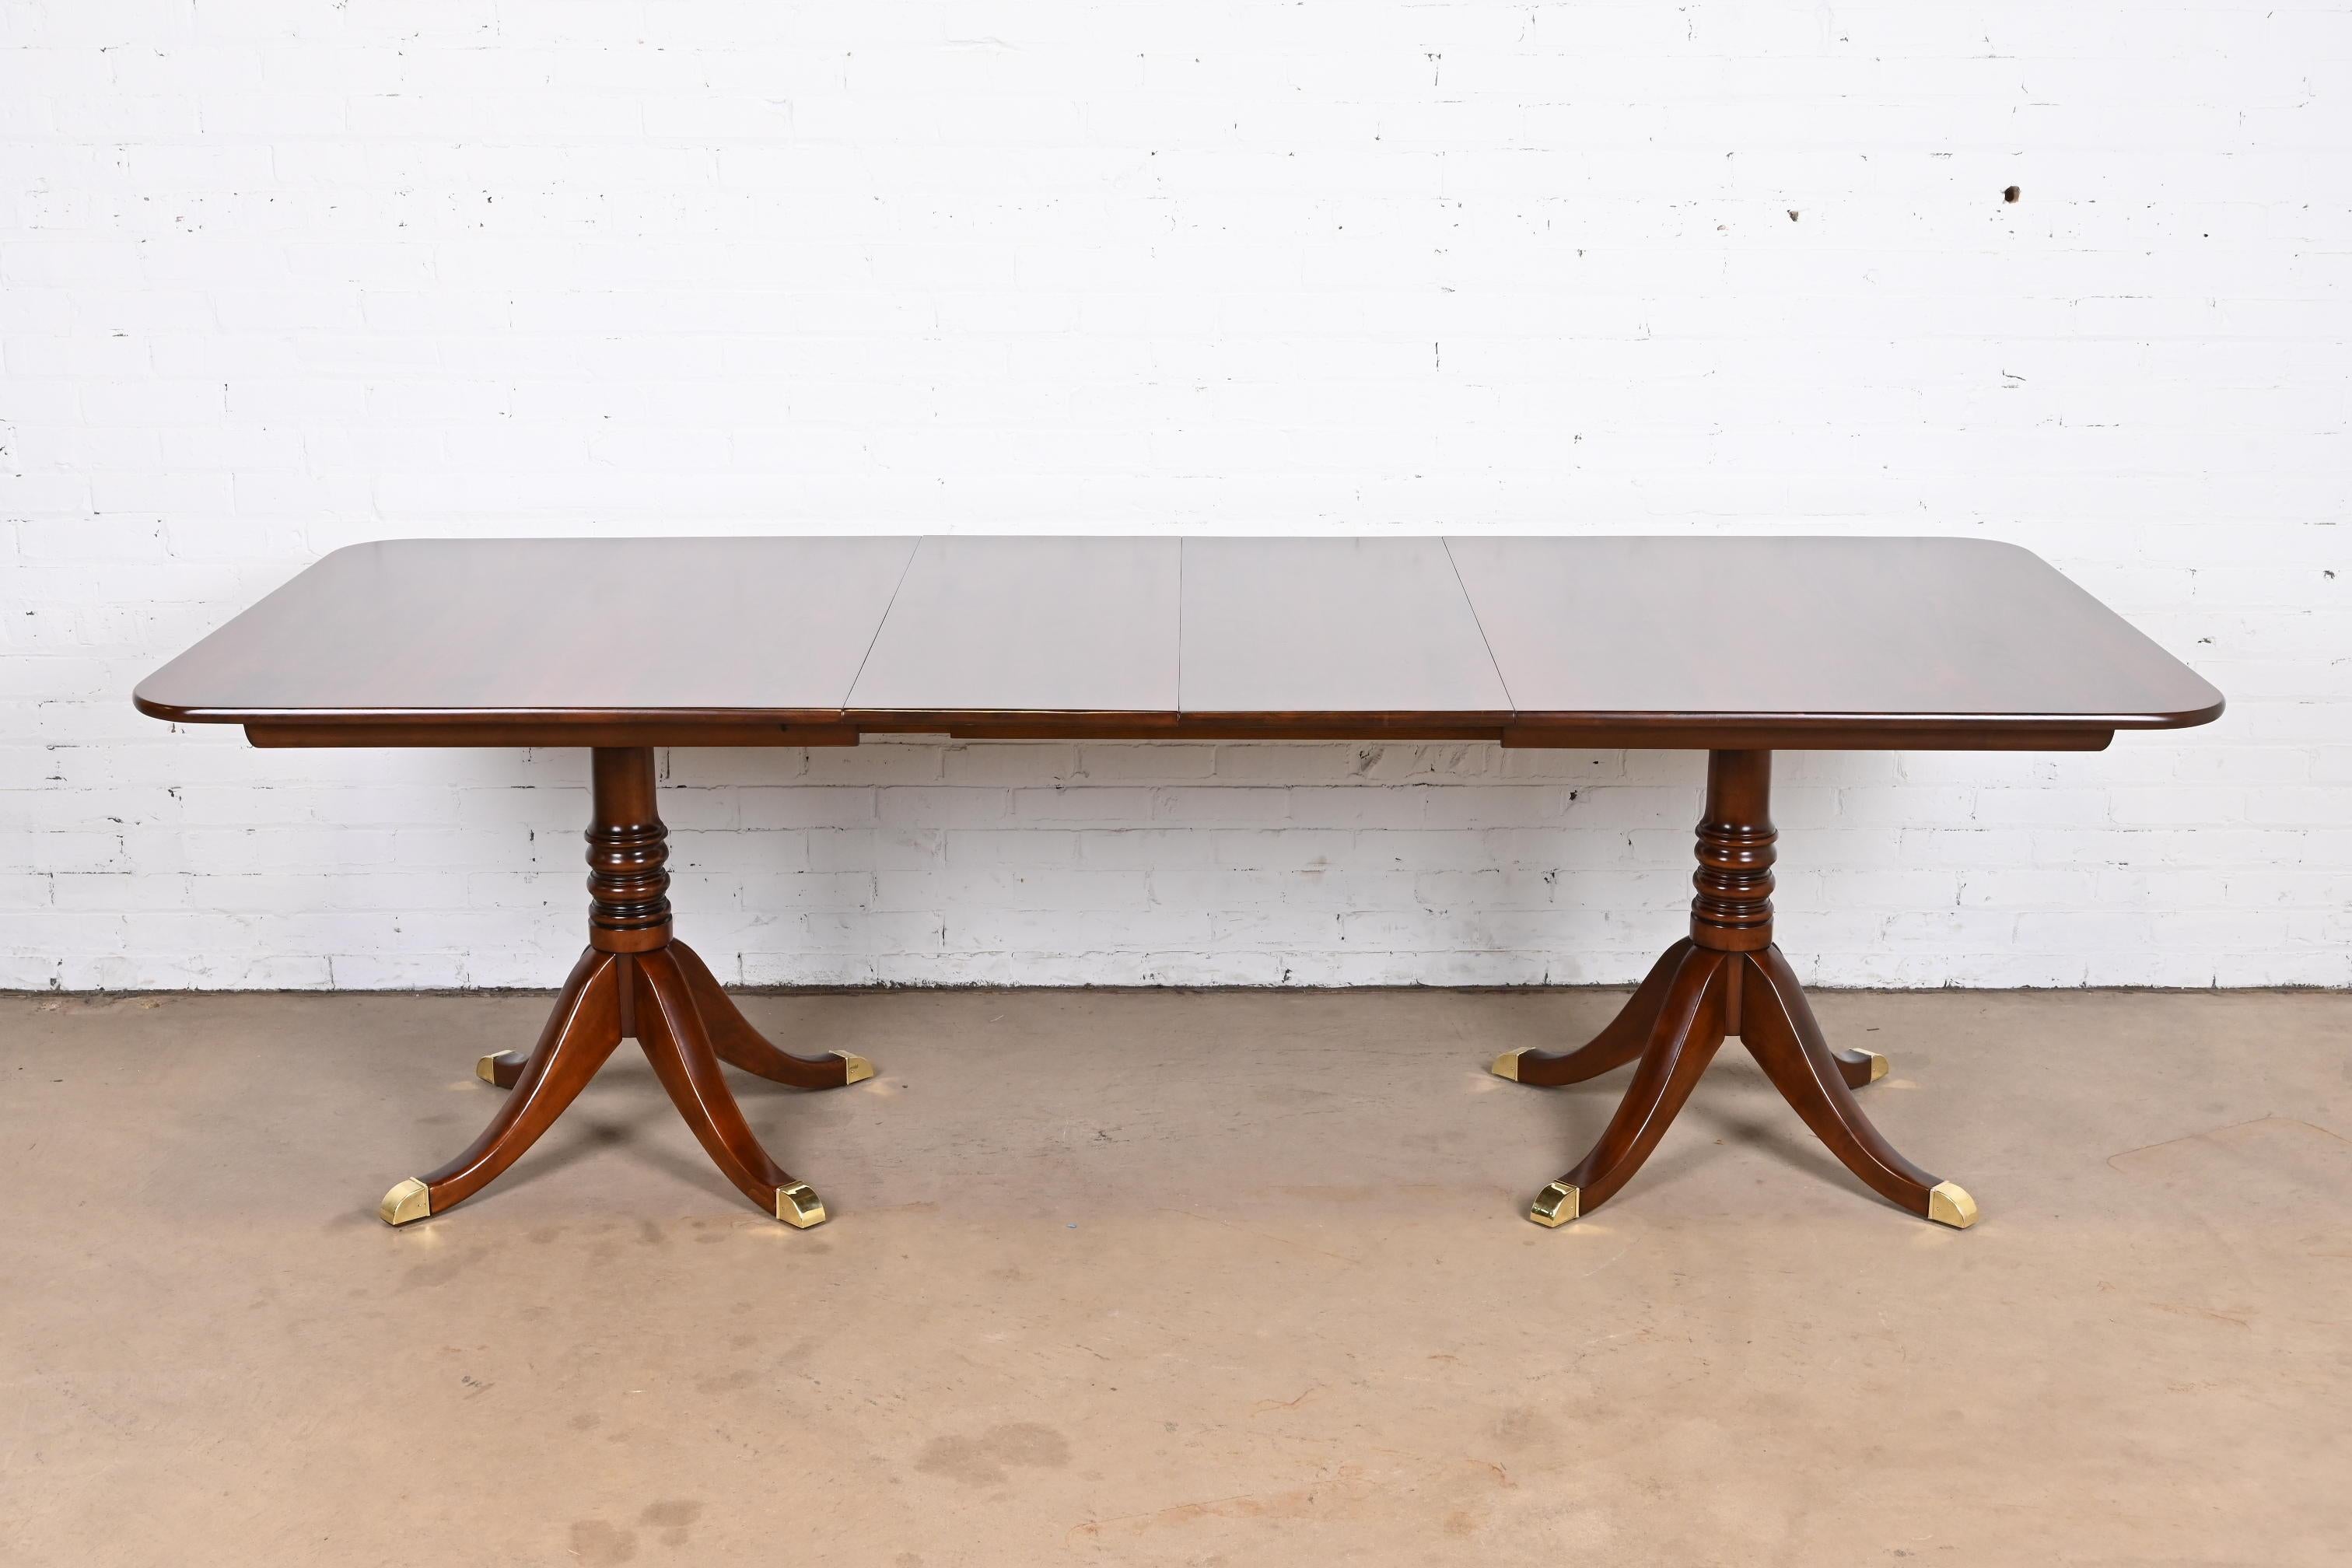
[135,536,917,733]
[845,534,1181,716]
[134,534,2223,749]
[1447,535,2222,740]
[1178,536,1510,721]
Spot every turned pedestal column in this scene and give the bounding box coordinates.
[1490,751,1977,1230]
[378,747,873,1228]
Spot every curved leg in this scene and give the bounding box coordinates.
[670,940,873,1089]
[1525,945,1730,1226]
[479,941,876,1090]
[1493,939,1693,1087]
[381,948,625,1224]
[632,946,828,1227]
[1740,947,1975,1228]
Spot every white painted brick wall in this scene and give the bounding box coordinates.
[2,1,2346,992]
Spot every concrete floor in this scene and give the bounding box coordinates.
[3,985,2347,1566]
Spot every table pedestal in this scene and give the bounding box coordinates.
[378,747,872,1227]
[1492,750,1978,1229]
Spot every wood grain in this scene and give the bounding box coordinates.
[1446,534,2223,730]
[1178,536,1510,719]
[135,534,2223,748]
[846,535,1181,714]
[135,536,916,723]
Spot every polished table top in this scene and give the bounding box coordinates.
[135,534,2223,751]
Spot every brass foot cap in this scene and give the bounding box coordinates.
[831,1051,875,1085]
[1927,1181,1978,1230]
[1863,1050,1889,1083]
[379,1178,432,1227]
[1529,1181,1580,1227]
[776,1182,828,1228]
[1489,1049,1526,1082]
[474,1052,511,1085]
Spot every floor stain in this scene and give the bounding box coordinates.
[401,1246,487,1291]
[2106,1115,2349,1173]
[2149,1301,2253,1328]
[1487,1405,1562,1450]
[2105,1116,2352,1227]
[639,1500,702,1546]
[1249,1384,1325,1415]
[1069,1465,1370,1540]
[568,1519,636,1564]
[915,1422,1072,1486]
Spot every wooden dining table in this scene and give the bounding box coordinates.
[135,534,2224,1233]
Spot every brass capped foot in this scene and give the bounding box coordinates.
[1489,1049,1526,1081]
[1529,1181,1580,1227]
[831,1051,875,1085]
[775,1182,828,1228]
[475,1052,511,1085]
[379,1178,432,1227]
[1927,1181,1978,1230]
